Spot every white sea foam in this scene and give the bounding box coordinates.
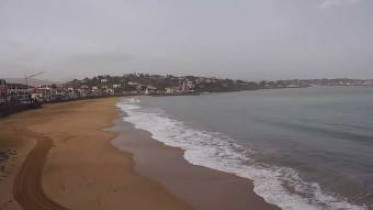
[116,98,367,210]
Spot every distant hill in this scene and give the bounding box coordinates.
[4,78,60,87]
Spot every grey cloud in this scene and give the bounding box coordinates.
[63,52,134,66]
[0,0,372,81]
[319,0,361,9]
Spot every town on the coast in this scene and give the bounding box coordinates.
[1,73,373,116]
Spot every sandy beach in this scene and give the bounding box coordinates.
[0,98,278,210]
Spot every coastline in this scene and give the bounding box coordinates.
[0,97,279,210]
[111,105,280,210]
[0,98,191,210]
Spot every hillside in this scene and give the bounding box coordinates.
[3,78,60,87]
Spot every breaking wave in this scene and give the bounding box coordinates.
[116,98,367,210]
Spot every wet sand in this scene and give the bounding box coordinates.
[111,112,280,210]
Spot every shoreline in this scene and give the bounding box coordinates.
[0,97,279,210]
[111,107,280,210]
[1,98,191,210]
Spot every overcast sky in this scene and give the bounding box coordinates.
[0,0,372,81]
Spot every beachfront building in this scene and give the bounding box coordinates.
[31,88,47,102]
[165,87,179,95]
[103,88,114,96]
[54,88,69,101]
[145,85,157,95]
[31,86,57,102]
[128,81,140,86]
[0,80,8,116]
[0,80,8,105]
[180,79,195,92]
[113,84,121,89]
[112,84,124,95]
[78,85,91,98]
[91,86,103,97]
[67,88,80,100]
[7,83,32,102]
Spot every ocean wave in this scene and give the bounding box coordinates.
[253,118,373,145]
[116,98,367,210]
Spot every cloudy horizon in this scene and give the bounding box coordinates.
[0,0,372,82]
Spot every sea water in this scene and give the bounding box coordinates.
[117,87,373,210]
